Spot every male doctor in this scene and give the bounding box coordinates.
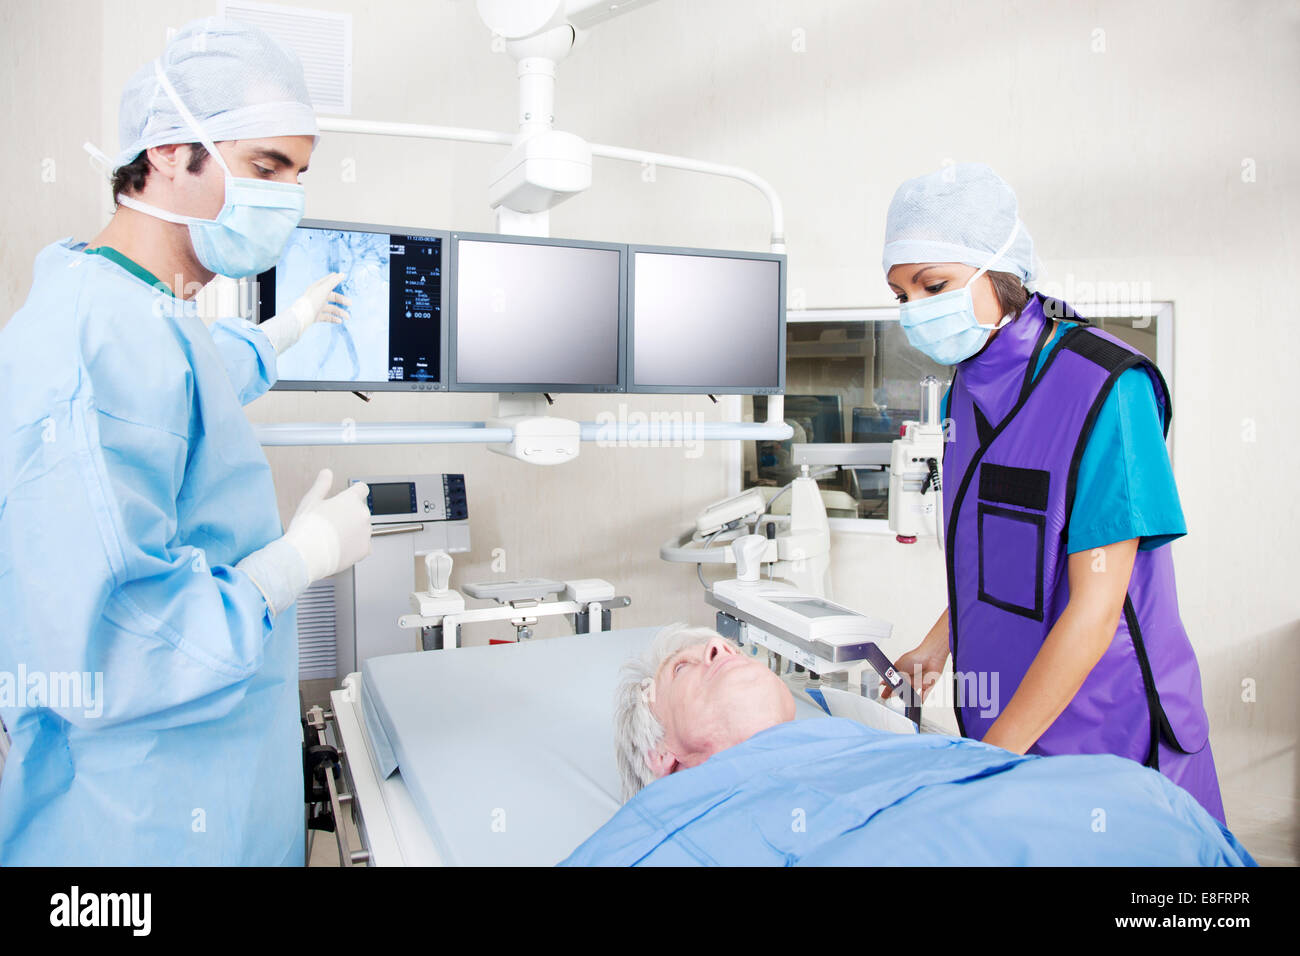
[0,17,370,865]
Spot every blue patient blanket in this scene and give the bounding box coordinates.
[560,719,1254,866]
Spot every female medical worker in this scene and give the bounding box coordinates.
[877,164,1224,823]
[0,18,373,864]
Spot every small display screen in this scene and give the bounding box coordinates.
[368,482,416,516]
[770,597,847,619]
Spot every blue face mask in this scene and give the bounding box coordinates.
[112,61,306,279]
[898,220,1022,366]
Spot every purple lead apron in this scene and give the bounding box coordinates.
[943,294,1225,823]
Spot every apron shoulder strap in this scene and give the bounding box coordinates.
[1059,326,1134,372]
[1057,326,1173,436]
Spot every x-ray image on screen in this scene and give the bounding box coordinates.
[274,230,391,382]
[257,223,444,389]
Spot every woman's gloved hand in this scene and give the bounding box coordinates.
[259,272,350,354]
[236,468,372,615]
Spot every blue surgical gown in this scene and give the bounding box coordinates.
[0,240,302,865]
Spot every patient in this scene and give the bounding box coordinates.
[564,625,1255,866]
[613,625,794,799]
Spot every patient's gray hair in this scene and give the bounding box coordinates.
[614,624,722,802]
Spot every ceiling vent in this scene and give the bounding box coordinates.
[219,1,353,114]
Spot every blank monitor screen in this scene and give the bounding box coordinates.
[631,250,783,392]
[452,237,623,391]
[256,221,445,390]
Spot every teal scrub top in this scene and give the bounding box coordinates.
[943,321,1185,554]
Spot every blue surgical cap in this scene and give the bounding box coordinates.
[113,16,318,171]
[882,163,1036,286]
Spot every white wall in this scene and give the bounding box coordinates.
[2,0,1296,861]
[0,0,104,308]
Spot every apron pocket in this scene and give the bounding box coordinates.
[977,503,1046,621]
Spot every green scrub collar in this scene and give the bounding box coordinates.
[84,245,176,298]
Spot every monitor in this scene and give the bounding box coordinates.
[628,246,785,394]
[448,233,625,393]
[255,219,447,391]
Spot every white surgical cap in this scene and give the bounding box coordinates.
[112,16,318,171]
[881,163,1037,286]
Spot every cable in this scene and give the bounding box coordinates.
[695,529,721,591]
[934,487,944,551]
[925,458,944,551]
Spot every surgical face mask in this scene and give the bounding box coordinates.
[102,61,306,279]
[897,220,1022,366]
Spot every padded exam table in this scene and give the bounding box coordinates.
[326,626,913,866]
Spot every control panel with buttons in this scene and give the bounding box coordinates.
[351,473,469,526]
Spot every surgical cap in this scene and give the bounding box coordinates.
[113,16,318,171]
[881,163,1037,286]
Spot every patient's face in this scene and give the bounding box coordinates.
[648,637,795,779]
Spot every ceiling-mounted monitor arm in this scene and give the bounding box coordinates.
[313,1,784,250]
[313,116,787,254]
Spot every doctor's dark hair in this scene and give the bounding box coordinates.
[111,143,209,202]
[987,271,1031,323]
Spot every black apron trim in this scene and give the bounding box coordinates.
[971,401,994,446]
[1017,299,1060,405]
[1122,593,1198,766]
[1123,594,1164,769]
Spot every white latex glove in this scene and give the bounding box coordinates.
[283,468,373,582]
[259,272,351,355]
[236,469,372,615]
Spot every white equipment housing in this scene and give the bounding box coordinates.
[490,129,592,215]
[399,551,628,648]
[475,0,662,231]
[710,578,893,672]
[334,474,470,676]
[487,394,582,465]
[706,577,920,725]
[661,470,832,598]
[695,488,766,537]
[887,375,946,547]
